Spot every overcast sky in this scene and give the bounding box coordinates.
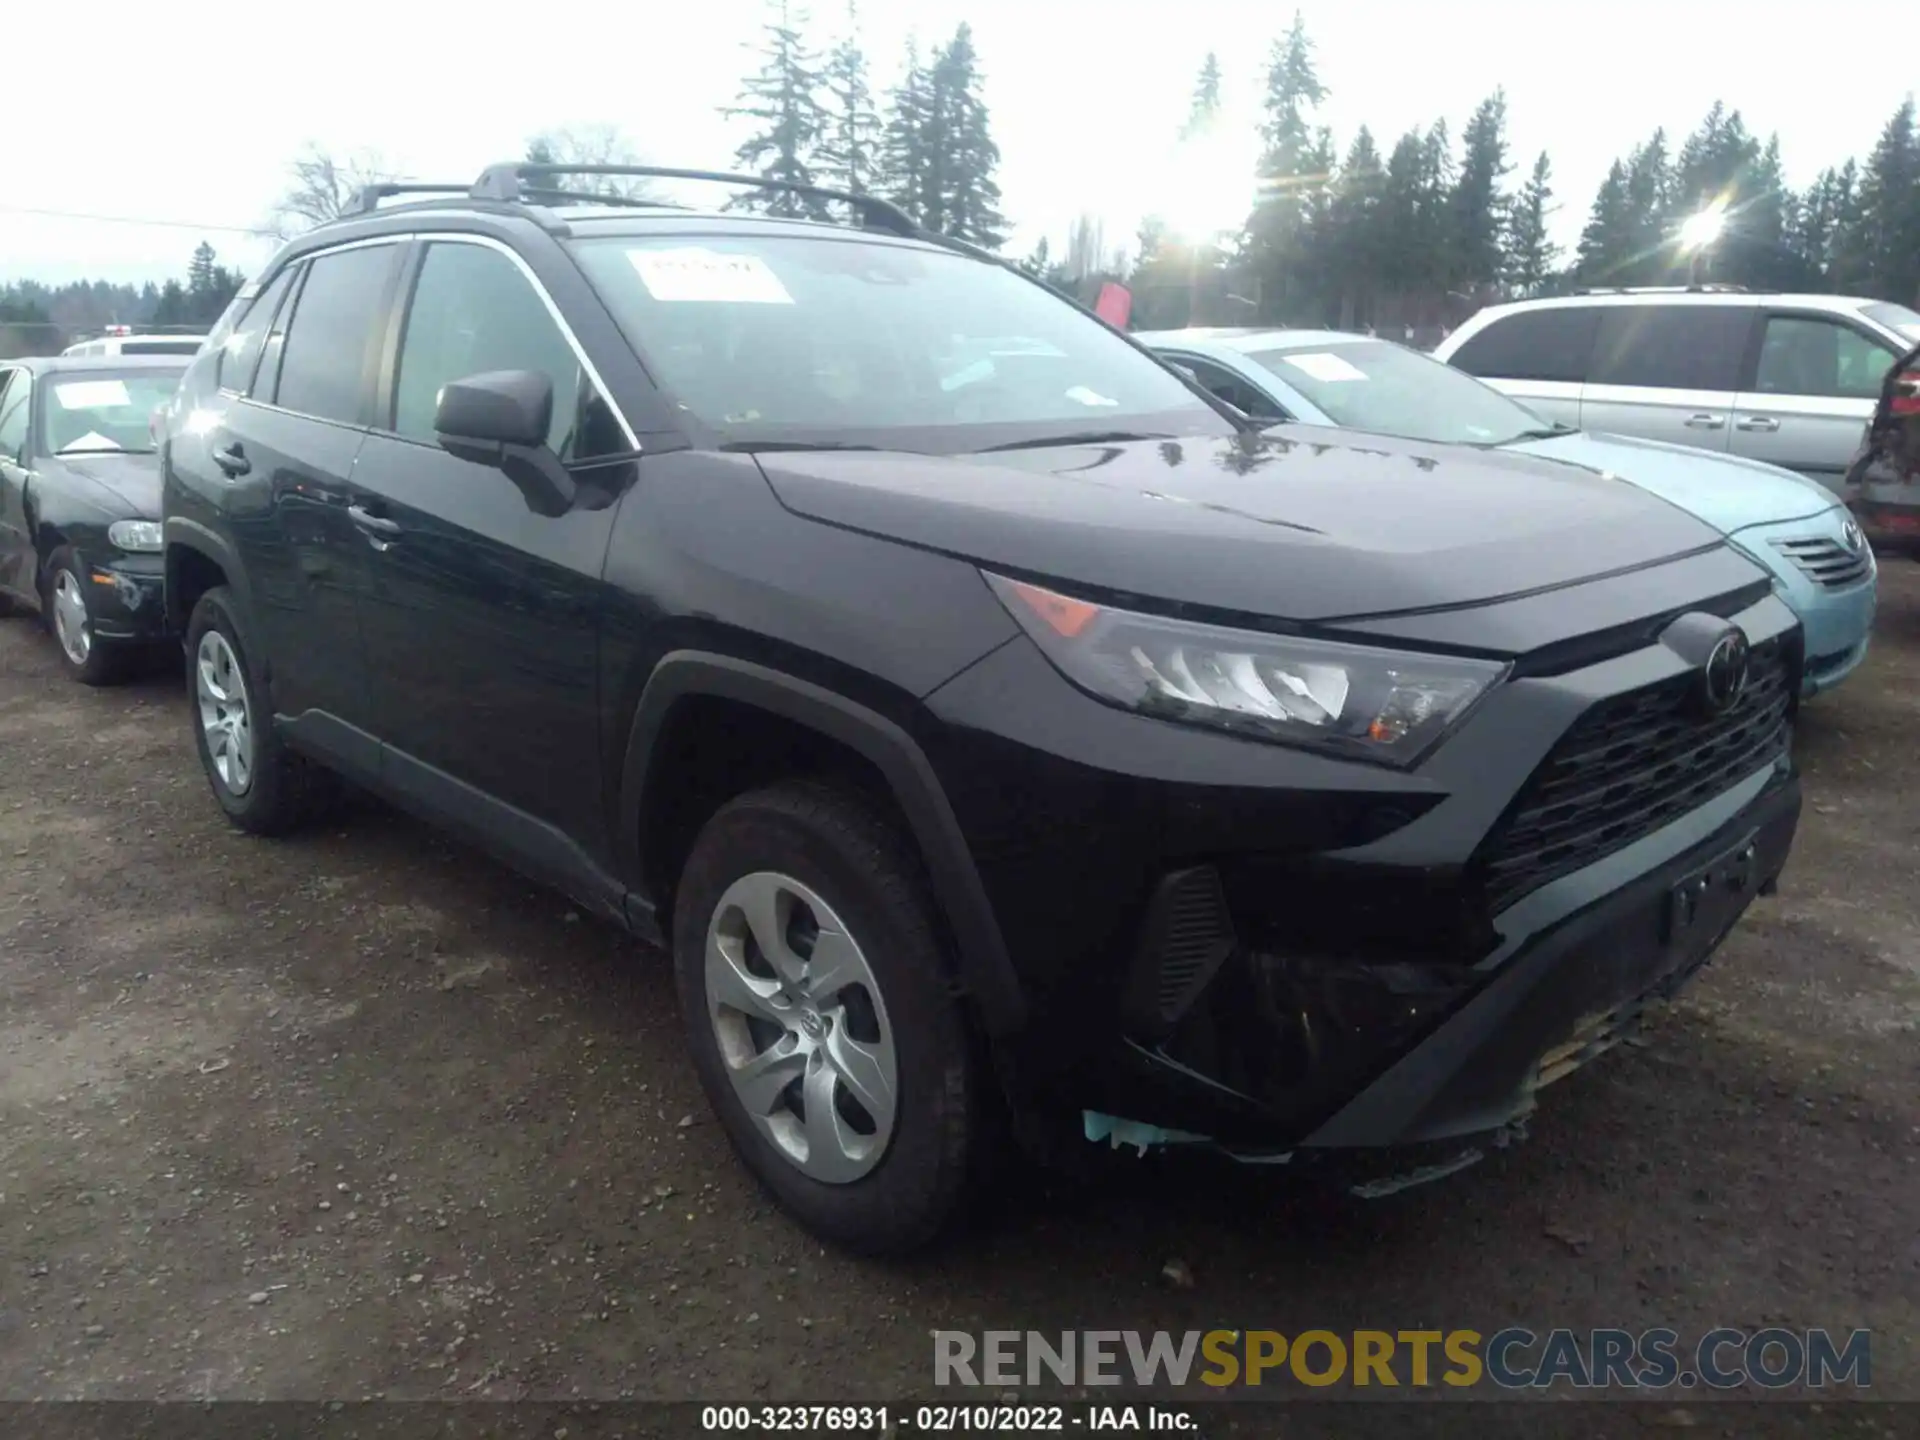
[5,0,1911,286]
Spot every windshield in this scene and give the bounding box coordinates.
[39,370,184,454]
[1863,302,1920,345]
[569,233,1230,452]
[1246,339,1553,446]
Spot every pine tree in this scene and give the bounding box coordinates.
[1502,152,1558,296]
[1620,130,1673,282]
[1577,160,1633,282]
[1824,159,1870,293]
[186,242,219,301]
[1854,98,1920,304]
[1247,11,1328,320]
[817,3,880,195]
[931,24,1007,247]
[1410,121,1456,297]
[1450,90,1513,293]
[722,0,831,218]
[1183,53,1223,141]
[1328,128,1385,327]
[876,38,933,224]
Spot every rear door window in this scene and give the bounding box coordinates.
[1752,314,1900,400]
[268,244,402,424]
[1590,305,1751,391]
[1448,307,1599,384]
[216,269,296,395]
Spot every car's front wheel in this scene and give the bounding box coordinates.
[672,781,978,1256]
[44,548,130,686]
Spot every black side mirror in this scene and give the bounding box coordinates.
[434,369,552,447]
[433,369,575,517]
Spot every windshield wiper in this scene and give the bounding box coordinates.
[57,445,150,456]
[718,440,883,454]
[975,430,1173,453]
[1498,423,1578,442]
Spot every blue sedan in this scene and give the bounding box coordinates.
[1140,328,1878,697]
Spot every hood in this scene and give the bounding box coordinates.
[1512,431,1836,534]
[755,425,1730,623]
[44,450,161,518]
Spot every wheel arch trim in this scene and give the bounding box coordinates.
[162,517,251,631]
[618,651,1027,1034]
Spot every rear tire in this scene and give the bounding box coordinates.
[185,586,334,835]
[672,780,978,1256]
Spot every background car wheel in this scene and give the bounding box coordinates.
[185,586,334,836]
[672,780,978,1256]
[43,548,129,686]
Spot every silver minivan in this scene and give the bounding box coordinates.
[1433,290,1920,493]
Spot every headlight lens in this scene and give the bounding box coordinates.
[985,572,1507,765]
[107,520,163,552]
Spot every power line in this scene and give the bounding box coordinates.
[0,204,278,237]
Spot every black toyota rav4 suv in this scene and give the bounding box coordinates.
[161,163,1803,1254]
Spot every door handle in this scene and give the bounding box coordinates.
[212,442,250,476]
[1684,413,1726,430]
[347,504,401,538]
[1736,415,1781,433]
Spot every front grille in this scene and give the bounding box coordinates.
[1771,534,1872,590]
[1476,639,1793,912]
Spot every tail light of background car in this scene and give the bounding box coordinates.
[1890,369,1920,417]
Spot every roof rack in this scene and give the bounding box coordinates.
[469,162,922,238]
[1573,283,1751,296]
[348,182,480,215]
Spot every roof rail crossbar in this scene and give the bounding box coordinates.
[470,163,922,238]
[515,186,695,213]
[350,182,482,215]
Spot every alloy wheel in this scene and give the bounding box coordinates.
[51,571,92,667]
[703,871,899,1183]
[195,630,254,796]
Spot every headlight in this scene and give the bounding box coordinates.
[985,572,1508,766]
[107,520,163,553]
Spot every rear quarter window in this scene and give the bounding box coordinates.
[1449,307,1599,384]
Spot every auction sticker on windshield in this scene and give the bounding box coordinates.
[628,248,794,304]
[54,380,132,409]
[1280,352,1367,384]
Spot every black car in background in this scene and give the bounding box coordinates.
[1846,342,1920,555]
[161,164,1803,1254]
[0,355,188,682]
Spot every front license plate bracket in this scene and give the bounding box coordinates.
[1664,827,1761,950]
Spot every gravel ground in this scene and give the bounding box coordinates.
[1,567,1916,1410]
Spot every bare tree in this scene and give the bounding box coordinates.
[269,145,397,237]
[524,125,661,201]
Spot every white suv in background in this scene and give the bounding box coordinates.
[61,332,208,358]
[1434,289,1920,493]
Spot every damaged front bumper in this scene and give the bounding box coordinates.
[1070,765,1801,1194]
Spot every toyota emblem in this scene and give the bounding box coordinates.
[1842,519,1864,553]
[1701,631,1751,714]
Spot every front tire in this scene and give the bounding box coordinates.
[44,549,129,686]
[185,586,332,835]
[672,781,978,1256]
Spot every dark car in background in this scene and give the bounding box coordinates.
[0,355,186,682]
[1845,342,1920,555]
[161,163,1803,1254]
